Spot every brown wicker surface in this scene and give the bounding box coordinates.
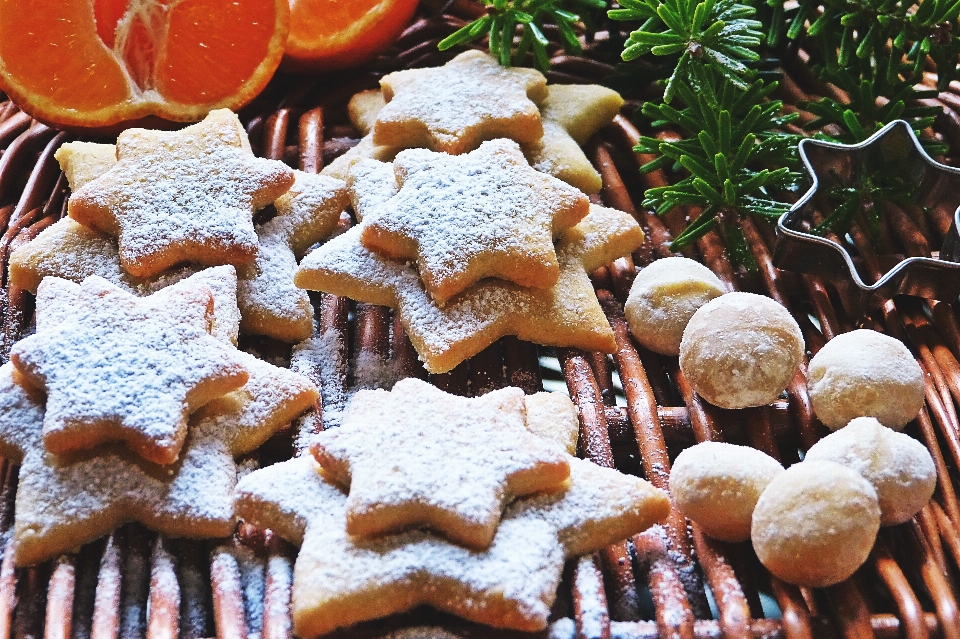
[0,2,957,637]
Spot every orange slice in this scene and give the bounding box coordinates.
[283,0,419,73]
[0,0,290,130]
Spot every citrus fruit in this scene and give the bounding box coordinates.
[0,0,290,131]
[283,0,419,73]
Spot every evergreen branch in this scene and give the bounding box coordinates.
[611,0,765,101]
[437,0,609,72]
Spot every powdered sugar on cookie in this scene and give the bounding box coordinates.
[296,205,644,373]
[237,171,348,342]
[68,109,294,278]
[12,276,249,465]
[374,50,548,154]
[359,140,589,303]
[310,378,570,548]
[235,454,668,637]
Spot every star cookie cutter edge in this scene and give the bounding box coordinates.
[774,119,960,311]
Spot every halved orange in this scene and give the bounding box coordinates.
[0,0,290,130]
[283,0,419,73]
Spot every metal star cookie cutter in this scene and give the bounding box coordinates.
[774,119,960,311]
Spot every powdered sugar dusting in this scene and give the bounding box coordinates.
[235,455,667,634]
[311,378,570,546]
[320,135,399,181]
[574,556,608,639]
[0,320,316,566]
[14,276,249,463]
[346,159,398,221]
[296,205,642,373]
[237,171,348,342]
[375,50,547,154]
[358,140,588,303]
[69,109,294,278]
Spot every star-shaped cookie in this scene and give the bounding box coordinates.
[9,174,346,343]
[10,275,250,464]
[53,141,118,191]
[521,84,624,195]
[0,278,318,566]
[358,140,589,303]
[310,377,570,548]
[237,170,349,342]
[321,89,400,180]
[373,50,548,155]
[236,454,669,637]
[36,265,242,347]
[295,204,644,373]
[67,109,295,278]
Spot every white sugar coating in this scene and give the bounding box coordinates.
[54,141,118,191]
[361,139,589,303]
[375,50,548,154]
[550,618,576,639]
[346,158,398,221]
[310,378,571,548]
[234,455,669,636]
[8,219,244,344]
[12,276,249,464]
[69,109,294,278]
[348,89,387,136]
[271,171,349,259]
[34,266,240,347]
[138,265,241,345]
[669,441,783,542]
[296,205,643,373]
[9,218,140,294]
[680,292,804,409]
[807,329,925,431]
[751,460,880,588]
[225,543,267,635]
[805,417,936,526]
[0,362,235,566]
[574,556,607,639]
[292,328,347,444]
[524,392,579,455]
[190,349,319,454]
[237,171,348,343]
[264,552,294,636]
[351,349,403,391]
[0,337,316,566]
[625,257,726,356]
[320,134,399,181]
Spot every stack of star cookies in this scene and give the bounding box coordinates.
[295,49,644,373]
[236,377,670,637]
[0,269,318,566]
[8,109,352,343]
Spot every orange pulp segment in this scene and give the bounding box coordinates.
[283,0,419,72]
[0,0,290,130]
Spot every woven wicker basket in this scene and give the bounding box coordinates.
[0,1,957,637]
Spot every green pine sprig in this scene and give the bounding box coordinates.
[786,0,960,153]
[610,0,799,261]
[437,0,609,72]
[637,68,801,252]
[611,0,766,101]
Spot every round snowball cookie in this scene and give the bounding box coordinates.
[807,329,924,431]
[679,292,805,409]
[805,417,936,526]
[752,461,880,588]
[624,257,726,356]
[670,441,783,542]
